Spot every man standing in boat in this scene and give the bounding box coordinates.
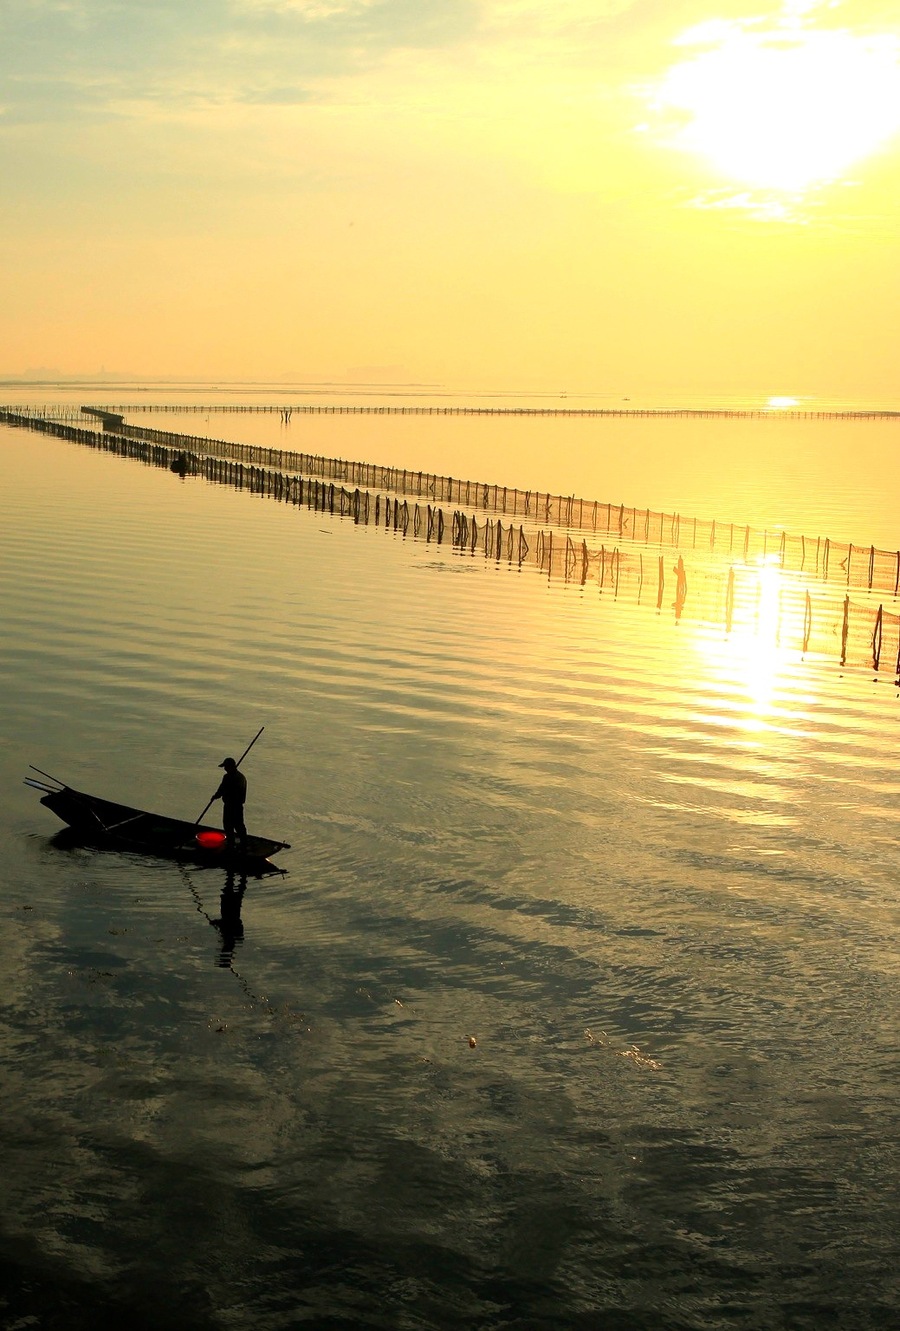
[212,757,247,853]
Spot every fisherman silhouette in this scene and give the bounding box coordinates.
[212,757,247,852]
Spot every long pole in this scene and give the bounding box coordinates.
[195,726,265,826]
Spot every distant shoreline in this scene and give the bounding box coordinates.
[2,380,900,418]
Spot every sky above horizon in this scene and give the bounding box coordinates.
[2,0,900,398]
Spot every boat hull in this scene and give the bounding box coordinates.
[39,786,289,873]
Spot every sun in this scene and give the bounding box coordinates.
[649,6,900,194]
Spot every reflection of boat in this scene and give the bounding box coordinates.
[27,774,290,874]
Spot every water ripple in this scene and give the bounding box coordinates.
[1,419,898,1330]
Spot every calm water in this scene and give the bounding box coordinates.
[1,410,898,1330]
[7,381,900,548]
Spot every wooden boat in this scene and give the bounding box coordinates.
[27,772,290,873]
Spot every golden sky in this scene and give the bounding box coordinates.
[2,0,899,397]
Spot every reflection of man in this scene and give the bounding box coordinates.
[213,872,246,968]
[212,757,247,852]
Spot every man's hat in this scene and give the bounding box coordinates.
[219,757,237,769]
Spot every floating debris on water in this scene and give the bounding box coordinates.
[585,1029,660,1070]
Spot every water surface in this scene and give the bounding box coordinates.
[0,416,897,1329]
[7,382,900,548]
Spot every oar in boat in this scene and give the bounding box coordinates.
[28,766,110,830]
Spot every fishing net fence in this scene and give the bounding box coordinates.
[22,406,900,595]
[14,401,900,421]
[2,408,897,678]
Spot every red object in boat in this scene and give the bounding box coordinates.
[196,830,227,849]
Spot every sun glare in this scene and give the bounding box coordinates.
[740,561,787,713]
[703,559,791,724]
[651,8,900,194]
